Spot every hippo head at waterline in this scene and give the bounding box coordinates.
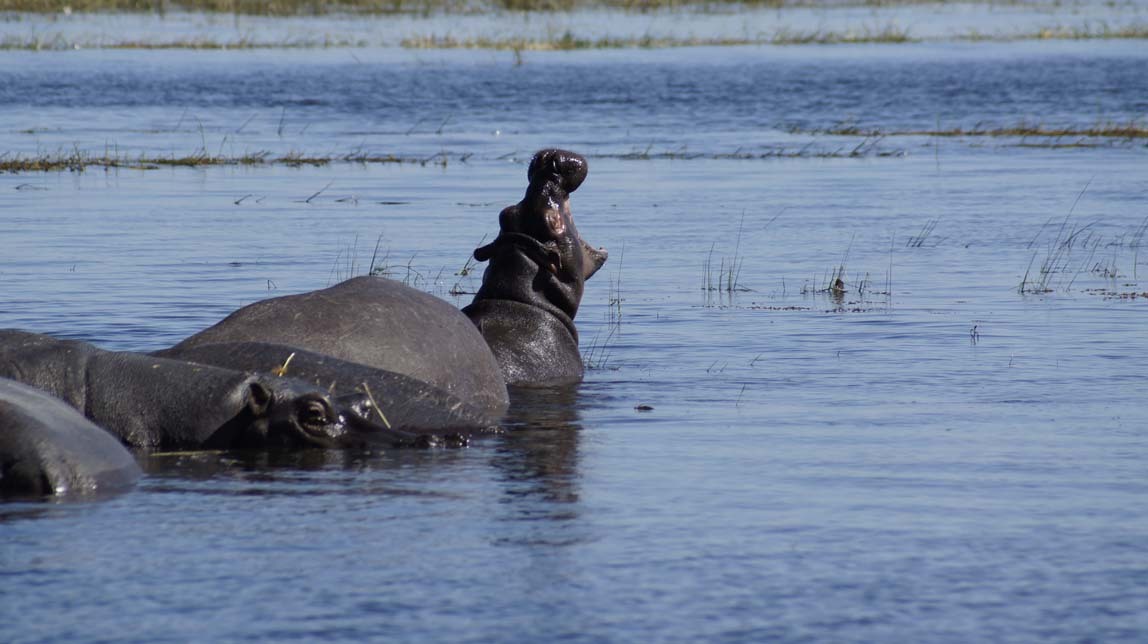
[463,148,608,387]
[0,330,438,453]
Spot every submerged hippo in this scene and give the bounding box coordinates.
[156,341,495,434]
[463,148,607,386]
[0,330,438,451]
[0,377,141,498]
[167,148,606,405]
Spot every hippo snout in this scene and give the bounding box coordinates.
[528,149,588,194]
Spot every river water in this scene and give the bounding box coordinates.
[2,7,1148,642]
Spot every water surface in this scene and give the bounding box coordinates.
[2,19,1148,643]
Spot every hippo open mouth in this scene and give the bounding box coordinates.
[462,149,607,386]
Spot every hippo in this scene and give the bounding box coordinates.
[166,148,606,405]
[165,276,509,423]
[0,330,442,451]
[462,148,607,386]
[155,341,496,434]
[0,377,141,498]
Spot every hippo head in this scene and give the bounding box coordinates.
[462,149,608,386]
[469,149,608,333]
[226,376,452,449]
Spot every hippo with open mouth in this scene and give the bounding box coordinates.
[165,148,607,416]
[463,148,608,386]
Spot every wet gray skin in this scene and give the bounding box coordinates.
[0,377,142,498]
[0,330,452,452]
[156,341,494,437]
[164,276,509,424]
[462,148,608,386]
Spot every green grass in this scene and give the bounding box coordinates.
[0,34,368,50]
[0,149,429,173]
[963,22,1148,42]
[7,15,1147,51]
[0,0,434,14]
[2,26,916,51]
[402,25,915,49]
[0,142,906,173]
[797,120,1148,139]
[0,0,1038,16]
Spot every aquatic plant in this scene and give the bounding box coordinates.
[963,22,1148,42]
[400,23,914,50]
[0,0,1041,16]
[0,143,912,174]
[702,213,758,308]
[702,243,746,297]
[793,119,1148,140]
[1016,183,1148,296]
[607,242,624,327]
[906,218,940,248]
[0,149,438,173]
[581,325,616,371]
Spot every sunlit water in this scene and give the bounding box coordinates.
[2,18,1148,643]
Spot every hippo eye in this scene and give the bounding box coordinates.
[298,399,332,428]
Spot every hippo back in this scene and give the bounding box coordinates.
[167,277,509,420]
[0,378,141,497]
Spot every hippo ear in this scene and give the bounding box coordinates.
[474,241,496,262]
[498,204,522,234]
[246,381,273,416]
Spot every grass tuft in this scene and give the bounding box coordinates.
[796,119,1148,140]
[0,0,1012,16]
[0,149,439,173]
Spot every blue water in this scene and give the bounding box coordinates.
[2,20,1148,643]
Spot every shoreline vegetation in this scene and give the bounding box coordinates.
[0,0,1096,15]
[3,23,1147,50]
[0,142,903,172]
[794,121,1148,140]
[3,124,1145,173]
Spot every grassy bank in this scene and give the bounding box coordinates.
[0,26,917,51]
[401,24,913,49]
[4,23,1145,51]
[0,149,418,172]
[798,121,1148,139]
[0,0,1034,15]
[0,143,907,173]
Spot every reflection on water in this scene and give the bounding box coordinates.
[497,386,586,506]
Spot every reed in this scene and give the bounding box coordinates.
[581,325,616,371]
[400,24,914,50]
[2,25,920,51]
[607,242,624,326]
[963,22,1148,42]
[1019,180,1096,294]
[798,120,1148,140]
[0,149,436,173]
[0,0,1005,16]
[906,218,939,248]
[0,144,914,174]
